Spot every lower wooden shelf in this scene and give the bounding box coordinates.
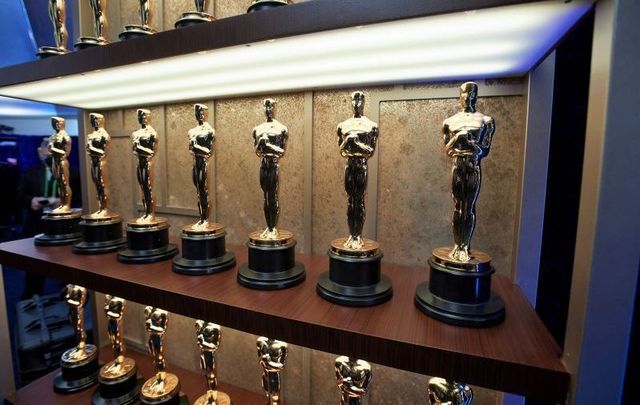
[5,346,264,404]
[0,238,570,401]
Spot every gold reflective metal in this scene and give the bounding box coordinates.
[337,91,378,252]
[193,321,231,405]
[427,377,473,405]
[48,117,73,215]
[140,307,180,402]
[99,295,136,381]
[86,113,115,219]
[175,0,214,27]
[441,82,495,265]
[60,285,97,366]
[131,109,163,226]
[89,0,108,42]
[257,337,288,405]
[334,356,372,405]
[37,0,69,57]
[120,0,156,38]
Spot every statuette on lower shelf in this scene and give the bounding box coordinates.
[140,307,183,405]
[175,0,214,28]
[427,377,473,405]
[193,321,230,405]
[257,337,287,405]
[92,295,143,404]
[35,117,82,246]
[119,0,156,40]
[415,82,505,327]
[237,99,305,290]
[37,0,69,58]
[76,0,109,49]
[316,91,392,306]
[172,104,235,275]
[117,109,177,263]
[53,285,99,393]
[73,113,127,254]
[335,356,372,405]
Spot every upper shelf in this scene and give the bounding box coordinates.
[0,0,592,109]
[0,238,570,402]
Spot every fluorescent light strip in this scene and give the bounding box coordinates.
[0,0,592,109]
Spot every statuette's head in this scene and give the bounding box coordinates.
[459,82,478,112]
[51,116,66,131]
[90,113,105,130]
[351,91,365,117]
[194,104,208,123]
[137,109,151,126]
[263,98,276,121]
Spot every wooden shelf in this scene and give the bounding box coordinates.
[5,346,264,404]
[0,238,569,401]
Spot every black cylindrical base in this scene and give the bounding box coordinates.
[172,232,236,275]
[73,218,127,254]
[247,1,288,13]
[237,240,305,290]
[34,212,82,246]
[316,250,393,306]
[92,374,143,405]
[118,26,155,41]
[175,12,213,28]
[53,356,99,393]
[414,259,505,327]
[117,224,178,264]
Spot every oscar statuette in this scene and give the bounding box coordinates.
[237,99,305,290]
[172,104,235,275]
[316,91,392,306]
[37,0,69,58]
[414,82,505,327]
[193,321,231,405]
[92,296,143,405]
[53,285,99,393]
[73,113,127,253]
[256,337,287,405]
[34,117,83,246]
[140,307,186,405]
[247,0,290,13]
[75,0,109,49]
[175,0,214,28]
[334,356,372,405]
[117,109,178,263]
[427,377,473,405]
[119,0,156,40]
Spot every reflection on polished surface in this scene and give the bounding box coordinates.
[335,356,372,405]
[337,91,378,251]
[194,321,230,405]
[442,82,495,263]
[428,377,473,405]
[87,113,112,218]
[132,109,158,225]
[48,117,73,214]
[257,337,287,405]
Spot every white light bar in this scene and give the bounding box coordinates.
[0,0,592,109]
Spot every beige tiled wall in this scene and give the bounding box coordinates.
[82,2,528,404]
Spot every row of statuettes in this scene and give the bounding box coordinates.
[35,84,506,329]
[54,284,474,405]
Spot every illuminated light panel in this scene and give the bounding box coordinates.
[0,0,593,109]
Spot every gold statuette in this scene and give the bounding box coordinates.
[175,0,214,28]
[75,0,108,49]
[257,337,288,405]
[100,296,135,380]
[140,307,181,404]
[335,356,372,405]
[193,321,230,405]
[48,117,73,215]
[119,0,156,40]
[37,0,69,58]
[428,377,473,405]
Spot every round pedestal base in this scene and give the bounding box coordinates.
[175,12,214,28]
[316,247,392,306]
[119,26,155,41]
[75,37,108,50]
[237,236,305,290]
[193,391,230,405]
[53,352,99,393]
[73,216,126,254]
[414,248,505,327]
[36,46,68,59]
[247,0,289,13]
[117,221,177,264]
[92,373,143,405]
[140,393,188,405]
[34,210,82,246]
[173,230,235,275]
